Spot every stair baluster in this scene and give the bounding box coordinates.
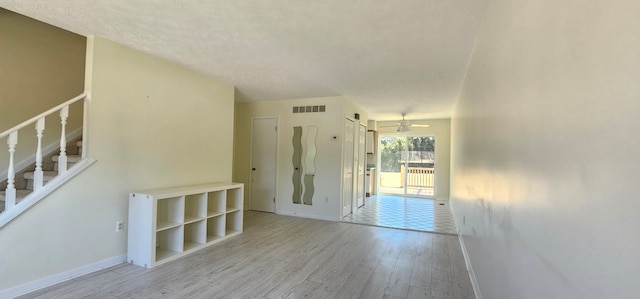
[1,92,90,227]
[5,132,18,209]
[58,106,68,174]
[33,118,46,190]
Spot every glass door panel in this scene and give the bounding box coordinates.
[378,136,406,196]
[378,135,436,197]
[405,136,435,197]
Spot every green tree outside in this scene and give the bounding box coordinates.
[380,136,435,172]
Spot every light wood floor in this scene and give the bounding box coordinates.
[19,211,474,299]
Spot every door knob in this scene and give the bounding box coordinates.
[252,168,256,171]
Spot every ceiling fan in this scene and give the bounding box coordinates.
[380,113,430,132]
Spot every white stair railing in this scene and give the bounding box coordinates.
[58,106,69,174]
[1,92,88,212]
[34,118,45,190]
[5,132,17,208]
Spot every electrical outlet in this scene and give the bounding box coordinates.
[116,221,124,232]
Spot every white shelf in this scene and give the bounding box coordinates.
[128,182,244,268]
[207,235,225,244]
[184,216,205,225]
[156,248,181,262]
[207,211,224,218]
[183,241,203,252]
[225,229,241,236]
[156,221,182,232]
[226,207,240,213]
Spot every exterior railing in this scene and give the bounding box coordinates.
[379,166,435,188]
[405,167,435,188]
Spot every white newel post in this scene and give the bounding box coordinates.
[5,132,18,209]
[34,118,46,190]
[58,106,69,174]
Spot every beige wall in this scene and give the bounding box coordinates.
[234,97,367,220]
[451,0,640,298]
[375,119,451,200]
[0,36,234,291]
[0,9,85,178]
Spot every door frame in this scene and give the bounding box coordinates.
[342,117,356,217]
[249,116,279,212]
[376,132,437,198]
[356,123,367,208]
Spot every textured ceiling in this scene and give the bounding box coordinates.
[0,0,487,120]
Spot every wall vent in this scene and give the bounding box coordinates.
[293,105,326,113]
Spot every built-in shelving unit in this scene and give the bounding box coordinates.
[127,182,244,268]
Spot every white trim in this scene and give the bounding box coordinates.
[458,233,482,299]
[276,210,340,222]
[0,159,96,228]
[274,117,280,212]
[0,254,125,298]
[0,128,83,181]
[248,116,279,213]
[81,92,91,159]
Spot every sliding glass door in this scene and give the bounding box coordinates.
[378,135,435,197]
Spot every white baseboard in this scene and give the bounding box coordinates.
[0,254,126,299]
[0,128,83,181]
[276,210,340,222]
[458,233,482,299]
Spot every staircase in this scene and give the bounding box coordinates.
[0,140,83,213]
[1,92,95,228]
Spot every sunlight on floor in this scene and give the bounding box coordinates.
[342,194,458,234]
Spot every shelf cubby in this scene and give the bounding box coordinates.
[207,214,226,243]
[184,193,206,224]
[156,226,183,262]
[184,220,206,251]
[207,190,226,217]
[225,210,242,236]
[156,196,184,231]
[226,187,243,212]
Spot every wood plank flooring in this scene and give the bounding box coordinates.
[19,211,474,299]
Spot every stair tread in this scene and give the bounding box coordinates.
[23,171,58,180]
[52,155,82,162]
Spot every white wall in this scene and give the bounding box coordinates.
[451,0,640,298]
[376,118,451,200]
[234,97,367,220]
[0,36,235,292]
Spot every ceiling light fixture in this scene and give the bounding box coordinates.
[397,119,410,132]
[381,113,430,132]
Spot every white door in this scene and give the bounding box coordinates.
[342,118,355,217]
[357,124,366,208]
[250,117,277,212]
